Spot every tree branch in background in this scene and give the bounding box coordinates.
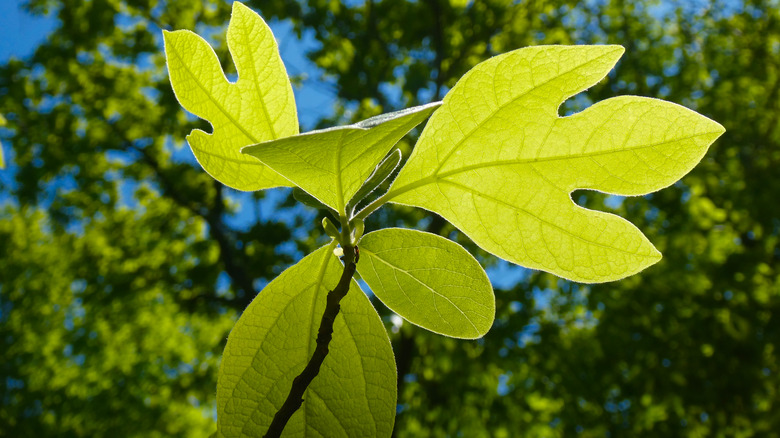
[127,140,256,309]
[427,0,445,100]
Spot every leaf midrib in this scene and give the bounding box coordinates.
[386,129,720,202]
[307,244,336,360]
[431,48,623,175]
[361,248,480,335]
[239,26,278,139]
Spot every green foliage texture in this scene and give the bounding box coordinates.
[1,0,778,437]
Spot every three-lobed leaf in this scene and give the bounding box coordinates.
[243,103,440,214]
[358,228,495,339]
[164,1,298,191]
[217,244,396,437]
[386,45,725,283]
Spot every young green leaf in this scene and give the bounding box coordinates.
[321,217,341,242]
[350,218,365,245]
[217,244,396,437]
[386,45,725,283]
[242,102,440,214]
[163,1,298,191]
[357,228,494,339]
[347,149,402,217]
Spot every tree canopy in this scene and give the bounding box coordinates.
[1,0,778,437]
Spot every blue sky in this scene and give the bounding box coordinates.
[0,0,56,62]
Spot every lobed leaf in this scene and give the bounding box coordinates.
[387,45,725,283]
[217,244,396,437]
[358,228,495,338]
[242,103,440,214]
[164,2,298,191]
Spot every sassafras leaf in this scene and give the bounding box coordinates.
[387,45,725,283]
[358,228,495,338]
[217,244,396,437]
[243,103,440,214]
[163,1,298,191]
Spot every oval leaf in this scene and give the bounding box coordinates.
[357,228,495,339]
[387,45,725,283]
[217,244,396,437]
[164,2,298,191]
[242,102,440,214]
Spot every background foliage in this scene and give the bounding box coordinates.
[1,0,778,436]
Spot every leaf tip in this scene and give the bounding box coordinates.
[239,143,257,156]
[712,119,727,136]
[650,246,662,263]
[231,1,269,29]
[161,29,192,55]
[161,29,173,47]
[231,0,251,17]
[601,44,625,65]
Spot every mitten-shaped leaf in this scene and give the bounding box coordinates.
[217,245,396,437]
[388,45,725,283]
[243,103,440,214]
[358,229,494,338]
[164,2,298,191]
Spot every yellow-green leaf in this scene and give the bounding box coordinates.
[358,228,494,338]
[163,1,298,191]
[387,45,725,283]
[217,244,396,437]
[243,103,440,214]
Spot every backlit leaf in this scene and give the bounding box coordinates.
[242,103,440,214]
[358,228,494,338]
[217,244,396,437]
[387,45,725,283]
[347,148,402,217]
[164,1,298,191]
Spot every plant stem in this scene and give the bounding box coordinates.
[263,245,358,438]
